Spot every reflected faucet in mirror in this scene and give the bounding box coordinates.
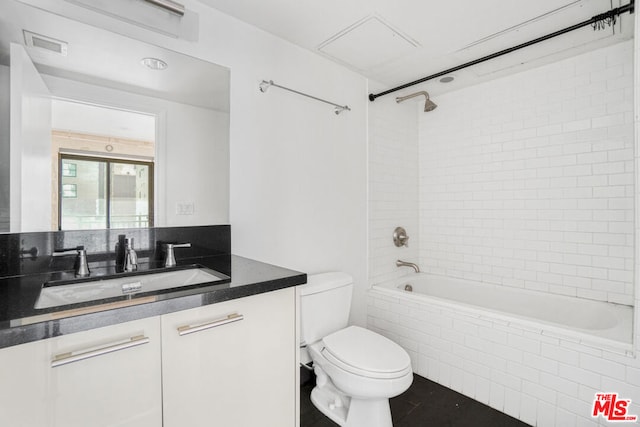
[52,246,90,277]
[163,243,191,268]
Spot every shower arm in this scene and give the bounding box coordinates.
[396,91,429,103]
[368,1,634,102]
[396,91,437,112]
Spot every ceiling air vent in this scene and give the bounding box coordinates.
[23,30,68,56]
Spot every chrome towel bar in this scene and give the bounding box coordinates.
[259,79,351,115]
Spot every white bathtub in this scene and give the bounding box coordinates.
[372,273,633,347]
[368,273,637,426]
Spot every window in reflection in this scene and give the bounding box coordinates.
[52,99,156,230]
[59,156,153,230]
[61,183,77,198]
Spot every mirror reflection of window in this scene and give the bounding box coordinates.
[60,157,107,229]
[61,162,76,177]
[59,156,154,230]
[110,161,152,228]
[61,184,77,198]
[52,100,155,230]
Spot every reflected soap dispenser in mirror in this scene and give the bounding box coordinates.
[124,238,138,272]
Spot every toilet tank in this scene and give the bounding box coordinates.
[299,272,353,345]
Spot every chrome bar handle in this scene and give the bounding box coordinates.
[51,335,150,368]
[177,313,243,336]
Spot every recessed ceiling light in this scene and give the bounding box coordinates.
[141,57,168,70]
[439,76,454,83]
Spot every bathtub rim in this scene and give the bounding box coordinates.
[370,274,634,356]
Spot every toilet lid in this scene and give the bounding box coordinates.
[321,326,411,379]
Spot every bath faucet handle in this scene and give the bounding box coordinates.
[164,243,191,267]
[393,227,410,247]
[52,246,90,277]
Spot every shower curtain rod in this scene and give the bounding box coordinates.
[259,80,351,114]
[368,1,634,102]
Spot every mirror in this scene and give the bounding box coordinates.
[0,0,230,233]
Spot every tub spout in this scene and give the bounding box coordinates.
[396,260,420,273]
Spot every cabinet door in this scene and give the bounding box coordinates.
[162,288,296,427]
[0,336,50,426]
[0,316,162,427]
[47,316,162,427]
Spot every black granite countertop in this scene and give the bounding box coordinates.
[0,254,306,349]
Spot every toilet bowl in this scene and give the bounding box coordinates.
[300,273,413,427]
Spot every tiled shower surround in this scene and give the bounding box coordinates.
[419,40,635,306]
[368,95,419,284]
[367,40,640,426]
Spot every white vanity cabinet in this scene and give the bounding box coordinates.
[0,332,50,426]
[0,316,162,427]
[161,287,297,427]
[0,287,298,427]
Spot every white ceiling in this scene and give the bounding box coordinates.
[52,99,156,142]
[0,0,230,112]
[198,0,634,97]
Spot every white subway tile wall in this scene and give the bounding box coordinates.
[367,38,640,427]
[418,41,635,305]
[369,97,420,284]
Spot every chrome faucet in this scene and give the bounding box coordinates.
[164,243,191,267]
[124,238,138,272]
[53,246,91,277]
[396,259,420,273]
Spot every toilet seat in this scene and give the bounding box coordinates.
[321,326,411,380]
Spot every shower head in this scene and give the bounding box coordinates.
[423,99,437,112]
[396,91,437,112]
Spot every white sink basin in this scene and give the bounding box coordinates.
[35,267,228,309]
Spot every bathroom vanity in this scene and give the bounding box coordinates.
[0,286,297,426]
[0,2,305,425]
[0,227,305,427]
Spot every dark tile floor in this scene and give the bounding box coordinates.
[301,372,530,427]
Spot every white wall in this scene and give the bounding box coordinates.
[195,6,369,324]
[419,40,635,306]
[368,88,419,284]
[0,65,9,232]
[10,43,52,232]
[164,103,229,227]
[42,74,230,228]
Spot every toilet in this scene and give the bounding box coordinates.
[299,272,413,427]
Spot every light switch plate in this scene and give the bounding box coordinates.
[176,202,194,215]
